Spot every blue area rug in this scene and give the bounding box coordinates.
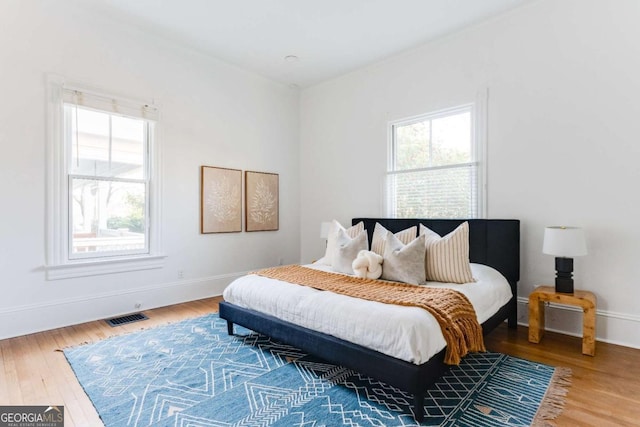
[64,314,570,426]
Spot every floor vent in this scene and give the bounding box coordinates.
[105,312,148,327]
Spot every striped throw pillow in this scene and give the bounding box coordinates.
[371,223,417,256]
[420,222,475,284]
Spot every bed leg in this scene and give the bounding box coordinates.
[508,299,518,329]
[508,312,517,329]
[226,320,234,335]
[505,288,518,329]
[413,393,424,422]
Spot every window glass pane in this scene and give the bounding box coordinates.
[66,105,146,179]
[68,106,110,176]
[70,178,147,255]
[389,166,476,218]
[431,111,471,166]
[395,121,430,170]
[111,115,145,179]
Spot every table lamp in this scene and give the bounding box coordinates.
[542,226,587,293]
[320,221,331,240]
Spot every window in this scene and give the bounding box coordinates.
[46,76,164,279]
[386,100,486,219]
[66,99,150,257]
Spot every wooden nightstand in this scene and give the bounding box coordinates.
[528,285,597,356]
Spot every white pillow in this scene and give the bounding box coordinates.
[316,220,364,265]
[371,223,417,256]
[420,222,475,284]
[332,229,368,275]
[381,232,426,285]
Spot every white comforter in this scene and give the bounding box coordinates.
[222,263,512,365]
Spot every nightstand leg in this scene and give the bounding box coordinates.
[528,298,545,343]
[583,305,596,356]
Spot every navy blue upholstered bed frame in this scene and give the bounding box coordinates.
[219,218,519,422]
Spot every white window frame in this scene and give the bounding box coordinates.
[45,75,165,280]
[386,90,488,218]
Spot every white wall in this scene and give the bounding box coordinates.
[300,0,640,348]
[0,1,300,339]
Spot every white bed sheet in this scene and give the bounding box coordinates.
[222,263,512,365]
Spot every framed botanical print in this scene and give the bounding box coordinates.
[245,171,279,232]
[201,166,242,233]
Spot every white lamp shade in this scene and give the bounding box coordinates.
[543,226,587,257]
[320,221,332,239]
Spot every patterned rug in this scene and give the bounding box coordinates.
[64,314,570,426]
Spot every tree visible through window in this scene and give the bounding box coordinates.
[387,105,484,218]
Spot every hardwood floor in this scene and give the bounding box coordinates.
[0,297,638,426]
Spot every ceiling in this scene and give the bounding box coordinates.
[85,0,533,88]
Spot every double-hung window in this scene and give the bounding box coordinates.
[386,100,486,218]
[46,77,163,279]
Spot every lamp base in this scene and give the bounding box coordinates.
[555,257,574,293]
[555,277,574,293]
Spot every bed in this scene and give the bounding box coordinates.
[219,218,519,422]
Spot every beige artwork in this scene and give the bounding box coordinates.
[201,166,242,233]
[245,171,279,231]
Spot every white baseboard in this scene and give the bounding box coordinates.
[0,272,246,341]
[516,297,640,350]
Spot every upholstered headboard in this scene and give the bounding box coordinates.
[352,218,520,287]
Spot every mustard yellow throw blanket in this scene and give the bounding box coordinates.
[253,265,485,365]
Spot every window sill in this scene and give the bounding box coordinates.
[45,254,166,280]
